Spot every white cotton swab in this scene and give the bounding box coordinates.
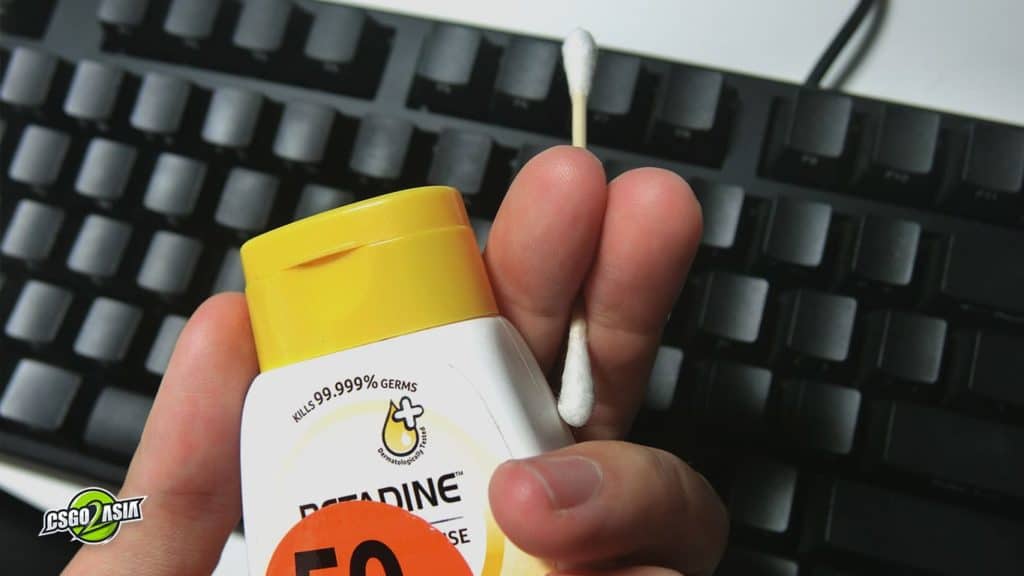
[558,28,597,428]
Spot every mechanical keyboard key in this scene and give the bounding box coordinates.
[0,47,57,108]
[214,167,278,233]
[5,281,72,344]
[651,66,727,165]
[304,4,365,68]
[717,549,798,576]
[692,179,744,250]
[164,0,222,42]
[232,0,291,54]
[130,72,191,135]
[8,125,70,188]
[97,0,149,29]
[137,231,202,296]
[588,51,643,142]
[66,214,132,279]
[958,330,1024,407]
[293,184,354,220]
[694,272,769,343]
[84,387,152,458]
[871,105,940,195]
[348,115,413,182]
[871,401,1024,499]
[145,315,187,375]
[730,459,797,533]
[849,215,920,287]
[74,298,142,362]
[413,24,486,115]
[0,360,80,431]
[762,197,832,268]
[1,199,64,262]
[212,247,244,293]
[952,123,1024,221]
[702,362,773,441]
[934,231,1024,315]
[428,129,493,199]
[492,37,560,128]
[143,153,206,217]
[780,380,861,455]
[864,310,946,384]
[75,138,137,202]
[645,346,683,411]
[0,0,57,39]
[63,60,124,123]
[777,89,854,186]
[201,86,264,149]
[778,290,857,362]
[273,101,335,164]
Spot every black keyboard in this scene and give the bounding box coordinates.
[1,1,1022,574]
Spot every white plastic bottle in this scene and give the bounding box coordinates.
[239,186,572,575]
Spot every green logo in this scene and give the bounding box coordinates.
[39,488,144,544]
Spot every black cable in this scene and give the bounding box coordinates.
[805,0,879,87]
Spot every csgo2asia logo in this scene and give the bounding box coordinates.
[39,488,144,544]
[379,396,427,464]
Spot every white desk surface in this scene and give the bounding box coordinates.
[1,1,1020,574]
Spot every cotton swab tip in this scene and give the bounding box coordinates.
[558,311,595,427]
[562,28,597,96]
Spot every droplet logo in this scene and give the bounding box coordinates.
[381,396,425,459]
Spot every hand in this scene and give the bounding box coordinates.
[65,146,727,576]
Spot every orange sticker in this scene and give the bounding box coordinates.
[267,501,473,576]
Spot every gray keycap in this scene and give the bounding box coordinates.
[8,125,70,187]
[233,0,291,53]
[143,153,206,217]
[98,0,150,27]
[305,4,365,66]
[74,298,142,362]
[781,379,861,455]
[349,116,413,180]
[293,184,354,220]
[215,168,278,232]
[273,101,335,164]
[470,218,492,251]
[5,281,73,344]
[1,48,58,108]
[76,138,137,201]
[131,72,191,135]
[646,346,684,411]
[428,129,492,197]
[164,0,221,40]
[137,231,202,295]
[0,360,80,431]
[730,459,797,533]
[84,387,152,457]
[67,215,132,278]
[201,87,263,148]
[146,315,188,374]
[63,60,124,122]
[1,199,64,262]
[212,247,245,293]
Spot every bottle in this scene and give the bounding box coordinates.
[239,186,573,575]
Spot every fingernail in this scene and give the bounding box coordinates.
[520,455,602,510]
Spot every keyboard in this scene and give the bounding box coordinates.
[1,1,1022,574]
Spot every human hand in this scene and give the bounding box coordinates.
[64,146,727,576]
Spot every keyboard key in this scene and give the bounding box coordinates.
[762,197,832,268]
[348,116,413,181]
[871,105,940,184]
[778,290,857,362]
[492,37,559,125]
[233,0,291,54]
[5,281,72,344]
[84,387,152,457]
[304,4,365,67]
[74,298,142,362]
[0,47,57,108]
[1,199,64,262]
[273,101,335,164]
[864,310,946,384]
[97,0,149,28]
[293,184,354,220]
[849,215,920,286]
[952,123,1024,221]
[143,153,206,217]
[137,231,202,296]
[645,346,683,411]
[780,380,861,455]
[470,218,492,251]
[871,401,1023,499]
[703,362,773,439]
[212,247,244,293]
[717,549,798,576]
[201,86,264,149]
[413,24,487,115]
[958,330,1024,407]
[214,167,278,232]
[0,360,80,431]
[652,66,727,164]
[812,479,1024,576]
[8,125,70,187]
[588,51,644,142]
[428,129,492,198]
[130,72,191,135]
[935,231,1024,315]
[75,138,137,202]
[63,60,124,123]
[730,459,797,533]
[777,89,854,186]
[164,0,221,41]
[694,272,769,343]
[692,179,743,250]
[145,315,188,375]
[66,214,132,278]
[0,0,57,39]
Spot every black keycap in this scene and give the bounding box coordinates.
[590,52,640,117]
[493,37,559,120]
[963,123,1024,195]
[8,125,70,187]
[233,0,291,53]
[777,89,854,186]
[470,218,492,251]
[694,272,769,343]
[212,247,244,293]
[164,0,221,41]
[84,387,152,457]
[849,215,920,286]
[428,129,492,198]
[864,310,946,384]
[935,231,1024,315]
[273,101,335,164]
[145,315,187,375]
[76,138,137,202]
[652,66,726,164]
[414,24,485,114]
[63,60,123,123]
[692,179,743,250]
[304,4,365,67]
[872,105,940,179]
[871,401,1023,499]
[201,87,264,149]
[763,197,832,268]
[780,380,861,455]
[717,549,798,576]
[97,0,149,28]
[143,153,206,217]
[645,346,683,411]
[704,362,773,434]
[137,231,202,296]
[0,360,80,431]
[812,478,1024,576]
[293,184,354,220]
[214,167,278,232]
[349,116,413,181]
[0,47,57,108]
[730,459,797,533]
[74,298,142,362]
[959,331,1024,407]
[66,214,132,278]
[778,290,857,362]
[1,199,64,262]
[5,281,72,344]
[130,73,191,135]
[0,0,57,39]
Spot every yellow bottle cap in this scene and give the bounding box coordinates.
[241,186,498,372]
